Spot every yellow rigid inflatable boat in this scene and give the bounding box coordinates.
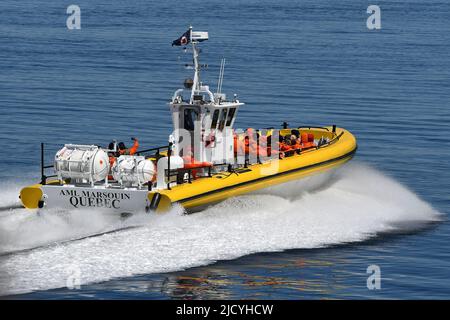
[155,127,356,212]
[20,28,357,214]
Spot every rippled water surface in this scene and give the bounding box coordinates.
[0,0,449,299]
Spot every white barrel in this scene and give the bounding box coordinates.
[55,145,110,183]
[156,155,184,189]
[112,155,155,186]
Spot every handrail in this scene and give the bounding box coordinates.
[165,161,215,185]
[297,126,330,132]
[40,143,55,185]
[135,145,169,156]
[317,131,344,149]
[166,142,173,190]
[327,131,344,145]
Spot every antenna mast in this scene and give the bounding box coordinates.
[172,26,209,104]
[216,58,226,94]
[190,27,200,104]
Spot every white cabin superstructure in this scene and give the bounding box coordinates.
[169,27,244,165]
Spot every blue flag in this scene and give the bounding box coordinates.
[172,29,191,46]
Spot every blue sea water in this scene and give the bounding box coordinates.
[0,0,449,299]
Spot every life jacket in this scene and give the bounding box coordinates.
[184,161,212,169]
[234,134,246,156]
[235,131,273,158]
[300,133,316,149]
[244,137,259,156]
[258,130,278,157]
[291,141,302,151]
[108,156,117,181]
[279,142,293,152]
[257,135,270,158]
[109,156,116,167]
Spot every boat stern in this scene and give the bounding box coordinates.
[19,183,168,214]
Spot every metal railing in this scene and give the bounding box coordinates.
[135,145,170,157]
[297,126,331,132]
[40,143,57,185]
[166,162,214,188]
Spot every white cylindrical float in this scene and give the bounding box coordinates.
[156,155,184,189]
[54,145,110,183]
[112,155,155,187]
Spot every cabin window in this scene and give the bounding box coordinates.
[226,108,236,126]
[218,109,228,131]
[183,108,198,131]
[211,109,220,129]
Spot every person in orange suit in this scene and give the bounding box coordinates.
[245,128,259,157]
[234,132,246,157]
[300,133,315,150]
[118,137,139,155]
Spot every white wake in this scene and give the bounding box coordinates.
[0,163,442,296]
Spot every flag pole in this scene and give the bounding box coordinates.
[189,26,200,104]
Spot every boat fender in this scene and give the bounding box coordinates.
[20,185,43,209]
[183,161,212,169]
[183,161,213,180]
[149,193,162,211]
